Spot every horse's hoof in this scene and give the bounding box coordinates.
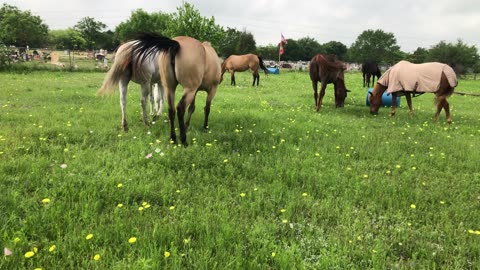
[447,119,452,124]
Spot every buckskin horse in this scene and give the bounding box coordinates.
[369,60,457,123]
[309,54,350,111]
[97,39,165,131]
[128,33,222,146]
[221,54,269,86]
[362,62,382,88]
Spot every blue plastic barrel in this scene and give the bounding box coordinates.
[366,88,400,107]
[267,67,279,74]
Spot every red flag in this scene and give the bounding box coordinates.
[281,33,288,44]
[279,42,284,55]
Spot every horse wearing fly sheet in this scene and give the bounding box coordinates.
[369,60,458,123]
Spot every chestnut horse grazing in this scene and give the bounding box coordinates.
[97,40,165,131]
[221,54,269,86]
[362,62,381,87]
[369,60,457,123]
[309,54,349,111]
[130,33,221,146]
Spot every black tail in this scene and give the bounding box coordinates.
[258,56,269,76]
[130,32,180,72]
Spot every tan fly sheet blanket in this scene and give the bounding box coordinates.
[377,60,457,93]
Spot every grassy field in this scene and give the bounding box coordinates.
[1,70,479,269]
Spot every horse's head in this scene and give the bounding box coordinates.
[334,77,349,108]
[369,83,385,114]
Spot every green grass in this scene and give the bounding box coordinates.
[1,70,479,269]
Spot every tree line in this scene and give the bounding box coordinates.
[1,2,479,74]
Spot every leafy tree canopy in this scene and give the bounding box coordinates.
[0,3,49,47]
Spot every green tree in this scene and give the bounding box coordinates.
[408,47,429,63]
[169,3,224,49]
[349,29,401,64]
[49,29,86,50]
[282,37,322,61]
[0,4,49,47]
[96,30,115,51]
[114,9,172,43]
[322,41,347,60]
[256,44,279,60]
[218,28,256,57]
[74,17,106,50]
[427,39,479,74]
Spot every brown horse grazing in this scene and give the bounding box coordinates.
[362,62,382,87]
[369,60,458,123]
[220,54,269,86]
[130,33,222,146]
[309,54,350,111]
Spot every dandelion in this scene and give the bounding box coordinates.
[164,251,171,258]
[13,237,20,243]
[24,251,35,258]
[411,166,417,170]
[271,252,276,257]
[282,219,288,223]
[144,204,151,209]
[395,164,401,169]
[440,201,445,204]
[280,209,286,213]
[60,164,67,169]
[240,193,246,197]
[41,198,51,204]
[223,159,228,163]
[34,268,42,270]
[386,170,391,174]
[86,234,94,240]
[128,237,137,244]
[117,203,123,208]
[410,204,416,209]
[169,206,175,210]
[117,183,123,188]
[142,202,148,206]
[315,153,320,157]
[93,254,101,261]
[363,174,369,178]
[49,245,56,252]
[138,206,144,211]
[206,143,212,147]
[183,238,190,244]
[302,193,308,197]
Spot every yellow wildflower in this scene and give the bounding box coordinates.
[128,237,137,243]
[86,234,93,240]
[24,251,35,258]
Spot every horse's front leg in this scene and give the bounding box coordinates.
[231,72,236,86]
[176,90,197,146]
[119,79,129,131]
[204,86,218,132]
[185,92,197,130]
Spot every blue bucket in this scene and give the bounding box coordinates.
[366,88,400,107]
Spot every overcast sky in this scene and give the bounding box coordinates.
[4,0,480,52]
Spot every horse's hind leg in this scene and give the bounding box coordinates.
[405,93,414,116]
[140,84,150,127]
[317,82,327,111]
[312,80,319,111]
[176,89,197,146]
[434,95,451,123]
[119,79,129,131]
[390,93,397,116]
